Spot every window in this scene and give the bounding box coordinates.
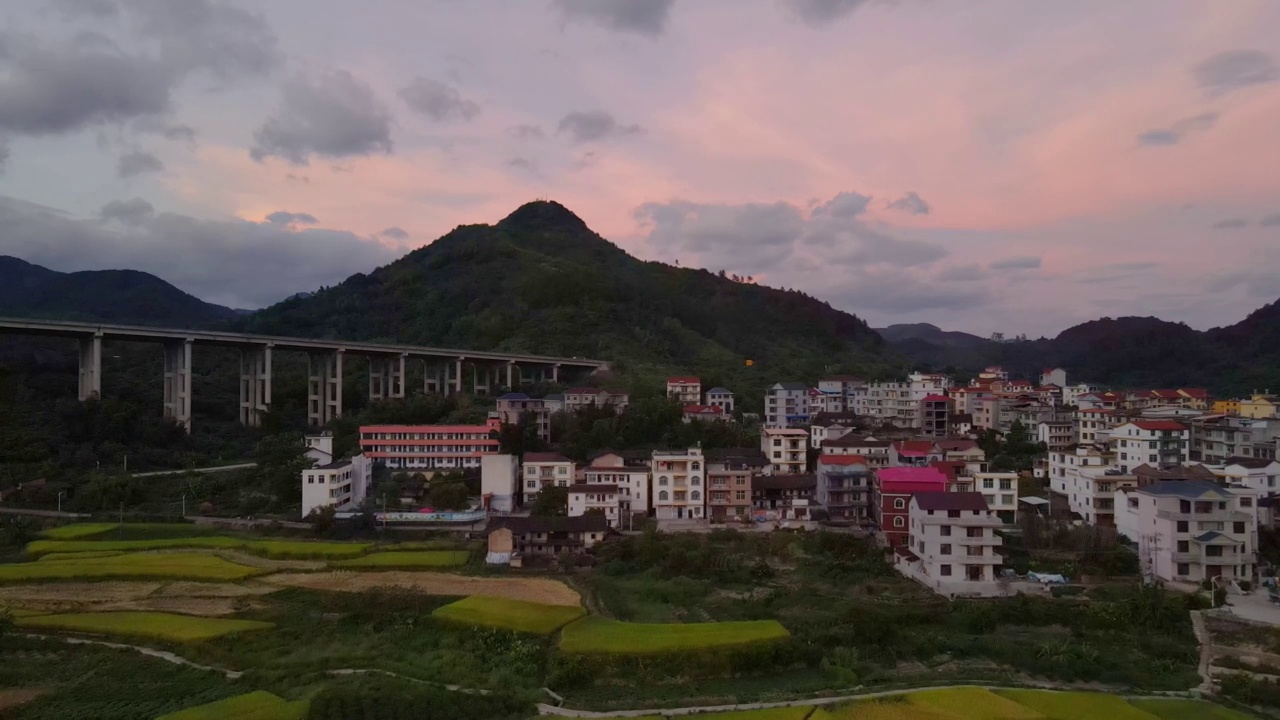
[691,462,700,471]
[982,479,994,489]
[1177,563,1190,576]
[893,516,905,528]
[735,490,746,500]
[940,564,952,576]
[773,451,781,459]
[659,476,669,486]
[941,543,952,555]
[1235,522,1246,534]
[940,525,951,536]
[1241,497,1253,508]
[658,491,669,501]
[691,476,701,486]
[947,510,960,518]
[999,479,1013,491]
[892,498,906,510]
[526,480,537,489]
[967,527,983,538]
[691,491,700,501]
[558,466,567,475]
[526,467,536,475]
[1176,521,1188,533]
[1177,541,1189,553]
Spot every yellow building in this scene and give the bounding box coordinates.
[1239,394,1280,419]
[1213,398,1241,415]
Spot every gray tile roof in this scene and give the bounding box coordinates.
[1140,480,1232,499]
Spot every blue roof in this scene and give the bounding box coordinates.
[498,392,529,400]
[1140,480,1231,499]
[1194,531,1237,544]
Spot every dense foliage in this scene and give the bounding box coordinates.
[306,676,533,720]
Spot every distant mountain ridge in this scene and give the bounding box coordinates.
[875,323,988,348]
[0,256,238,327]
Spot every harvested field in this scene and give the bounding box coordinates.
[96,596,264,617]
[27,537,371,559]
[0,581,164,604]
[0,580,278,616]
[261,570,582,606]
[332,550,470,569]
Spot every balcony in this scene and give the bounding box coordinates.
[1170,551,1200,563]
[1157,509,1252,523]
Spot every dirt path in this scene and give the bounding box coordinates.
[1191,611,1215,695]
[18,634,243,679]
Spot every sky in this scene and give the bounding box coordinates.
[1,0,1278,337]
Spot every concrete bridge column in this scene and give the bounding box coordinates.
[369,357,390,401]
[239,345,272,426]
[422,359,441,394]
[506,361,515,390]
[77,333,102,401]
[392,354,406,398]
[163,339,193,432]
[472,363,493,396]
[308,350,344,426]
[453,357,464,395]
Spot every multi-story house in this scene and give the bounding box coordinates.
[1213,399,1242,415]
[809,411,862,448]
[563,387,630,413]
[752,474,816,520]
[666,377,702,404]
[1062,383,1100,408]
[521,452,576,500]
[858,381,917,427]
[761,427,808,475]
[978,366,1009,382]
[496,393,555,441]
[584,453,651,515]
[305,433,334,465]
[1189,415,1280,464]
[766,382,811,428]
[973,471,1018,524]
[1038,420,1076,450]
[936,439,986,470]
[1047,444,1137,525]
[895,492,1004,596]
[707,454,756,521]
[1140,389,1210,411]
[301,454,372,518]
[919,395,952,437]
[816,455,871,523]
[1115,480,1257,585]
[682,404,726,423]
[949,413,974,435]
[819,376,866,398]
[705,387,735,414]
[874,466,949,548]
[1077,391,1125,411]
[359,417,501,471]
[1076,408,1120,444]
[949,386,992,416]
[823,432,891,467]
[909,372,951,403]
[1111,420,1190,472]
[567,484,623,527]
[890,440,944,467]
[652,447,705,520]
[1040,367,1067,388]
[485,515,611,565]
[1212,458,1280,497]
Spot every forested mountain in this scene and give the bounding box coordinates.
[885,313,1280,396]
[240,201,898,401]
[0,256,238,327]
[875,323,989,348]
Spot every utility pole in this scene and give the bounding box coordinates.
[123,454,128,474]
[119,502,124,526]
[182,494,186,519]
[57,491,64,514]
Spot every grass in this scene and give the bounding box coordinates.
[155,690,308,720]
[332,550,470,568]
[15,610,274,642]
[909,687,1045,718]
[1127,698,1257,720]
[0,552,262,582]
[994,690,1159,720]
[26,537,372,558]
[38,523,120,539]
[35,550,125,562]
[558,616,790,654]
[39,523,221,540]
[432,596,585,635]
[632,709,813,720]
[813,699,955,719]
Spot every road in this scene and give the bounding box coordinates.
[129,462,256,478]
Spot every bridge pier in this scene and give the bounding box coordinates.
[78,334,102,400]
[369,355,406,402]
[453,357,463,395]
[422,359,441,395]
[239,345,272,427]
[506,361,515,390]
[163,339,193,431]
[308,350,344,426]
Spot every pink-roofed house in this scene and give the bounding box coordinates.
[874,466,949,547]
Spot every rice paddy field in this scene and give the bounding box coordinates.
[0,552,264,582]
[155,690,308,720]
[331,549,471,568]
[432,595,586,634]
[27,536,373,558]
[558,616,791,654]
[14,610,275,642]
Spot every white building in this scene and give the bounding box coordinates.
[823,433,892,467]
[304,433,334,465]
[1047,445,1136,525]
[761,427,808,475]
[567,484,623,527]
[766,382,811,428]
[301,454,372,518]
[857,381,917,426]
[1040,367,1067,388]
[1115,480,1258,585]
[521,452,576,501]
[585,455,652,515]
[666,377,702,404]
[1111,420,1190,473]
[480,454,519,513]
[705,387,735,414]
[652,447,705,520]
[1038,420,1076,450]
[1211,458,1280,497]
[909,372,951,403]
[974,472,1019,523]
[894,492,1004,597]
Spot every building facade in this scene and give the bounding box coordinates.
[301,454,372,518]
[521,452,576,500]
[652,447,705,520]
[707,456,754,521]
[973,471,1018,524]
[359,417,501,470]
[766,382,811,428]
[1115,481,1257,585]
[895,492,1004,597]
[584,456,652,515]
[761,427,809,475]
[816,454,871,523]
[567,484,623,527]
[874,466,949,547]
[705,387,735,414]
[666,377,702,404]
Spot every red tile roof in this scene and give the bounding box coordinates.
[893,440,938,456]
[877,467,949,484]
[1129,420,1188,431]
[820,454,868,466]
[683,404,723,414]
[1181,388,1209,399]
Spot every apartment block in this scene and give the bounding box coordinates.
[895,492,1004,597]
[761,427,809,475]
[707,455,755,521]
[1047,445,1136,525]
[521,452,576,500]
[584,454,651,515]
[766,382,811,428]
[816,454,872,523]
[666,377,702,404]
[919,395,952,437]
[359,417,501,471]
[973,471,1018,524]
[1115,480,1257,585]
[1038,420,1076,450]
[301,454,372,518]
[496,393,556,442]
[1111,420,1190,472]
[652,447,705,520]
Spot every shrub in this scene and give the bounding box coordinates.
[156,691,307,720]
[558,616,790,654]
[332,550,469,569]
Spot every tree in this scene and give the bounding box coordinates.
[531,486,568,517]
[254,432,312,505]
[428,480,470,510]
[497,412,547,456]
[305,505,337,536]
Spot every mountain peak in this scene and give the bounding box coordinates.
[498,200,589,233]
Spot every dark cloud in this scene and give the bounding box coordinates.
[265,211,317,226]
[508,123,545,140]
[834,226,947,267]
[379,227,409,240]
[124,0,280,82]
[1260,213,1280,227]
[1213,218,1249,230]
[99,197,154,224]
[988,256,1041,270]
[812,191,871,218]
[634,199,806,273]
[1205,269,1280,299]
[886,191,931,215]
[398,78,481,122]
[506,156,541,175]
[785,0,874,27]
[552,0,676,37]
[251,69,394,165]
[1103,262,1159,272]
[0,31,174,135]
[3,193,397,308]
[556,110,643,143]
[116,149,163,177]
[0,138,9,173]
[936,264,987,282]
[285,173,309,184]
[1136,112,1217,147]
[132,117,197,143]
[827,274,990,314]
[53,0,119,19]
[1193,50,1278,96]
